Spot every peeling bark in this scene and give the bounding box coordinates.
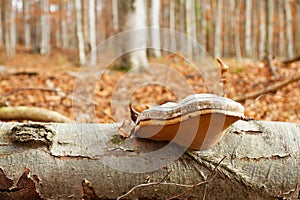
[0,120,299,199]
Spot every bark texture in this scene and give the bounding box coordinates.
[0,120,299,199]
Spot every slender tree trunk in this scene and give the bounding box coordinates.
[179,0,186,53]
[234,0,241,61]
[278,0,285,57]
[185,0,197,58]
[169,0,176,51]
[296,0,300,55]
[75,0,86,65]
[117,0,148,70]
[23,0,31,47]
[88,0,96,64]
[259,0,266,59]
[40,0,51,55]
[0,5,3,47]
[60,2,68,49]
[112,0,119,33]
[284,0,294,58]
[214,0,222,58]
[265,0,274,56]
[148,0,161,58]
[199,0,207,56]
[244,0,252,58]
[4,1,16,57]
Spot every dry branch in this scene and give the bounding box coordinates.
[0,106,72,123]
[281,55,300,65]
[233,75,300,102]
[0,120,299,199]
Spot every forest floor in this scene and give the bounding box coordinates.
[0,47,299,123]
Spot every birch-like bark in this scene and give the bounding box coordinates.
[244,0,252,58]
[284,0,294,58]
[40,0,51,55]
[0,121,299,199]
[169,0,176,50]
[75,0,86,65]
[214,0,222,58]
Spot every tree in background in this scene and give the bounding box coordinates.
[117,0,148,70]
[0,0,299,62]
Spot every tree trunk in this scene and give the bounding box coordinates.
[0,120,299,199]
[284,0,294,59]
[112,0,119,33]
[278,0,285,57]
[40,0,51,55]
[234,0,241,60]
[265,0,274,57]
[0,5,3,47]
[199,0,207,56]
[296,0,300,55]
[23,0,31,47]
[4,1,16,57]
[75,0,86,65]
[185,0,197,58]
[259,0,266,59]
[169,0,176,51]
[244,0,252,58]
[148,0,161,58]
[214,0,222,58]
[117,0,148,70]
[88,0,96,65]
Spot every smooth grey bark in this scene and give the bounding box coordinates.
[88,0,96,64]
[278,0,285,57]
[40,0,51,55]
[214,0,222,58]
[75,0,86,65]
[234,0,242,61]
[199,0,207,57]
[0,5,3,47]
[259,0,266,59]
[284,0,294,58]
[148,0,161,58]
[4,1,16,57]
[112,0,119,32]
[296,0,300,55]
[23,0,31,47]
[0,120,299,199]
[244,0,252,58]
[265,0,274,56]
[117,0,148,70]
[185,0,197,58]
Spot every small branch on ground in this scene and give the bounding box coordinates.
[281,55,300,66]
[0,106,72,123]
[233,75,300,102]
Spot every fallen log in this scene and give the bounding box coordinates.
[0,120,299,199]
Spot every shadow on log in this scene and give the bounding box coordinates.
[0,120,299,199]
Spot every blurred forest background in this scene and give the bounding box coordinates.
[0,0,299,123]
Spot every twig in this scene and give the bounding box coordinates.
[118,157,226,200]
[281,55,300,65]
[233,75,300,102]
[167,156,227,200]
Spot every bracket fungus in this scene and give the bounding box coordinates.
[125,94,245,150]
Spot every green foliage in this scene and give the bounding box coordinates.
[110,135,124,145]
[235,67,243,74]
[110,63,131,72]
